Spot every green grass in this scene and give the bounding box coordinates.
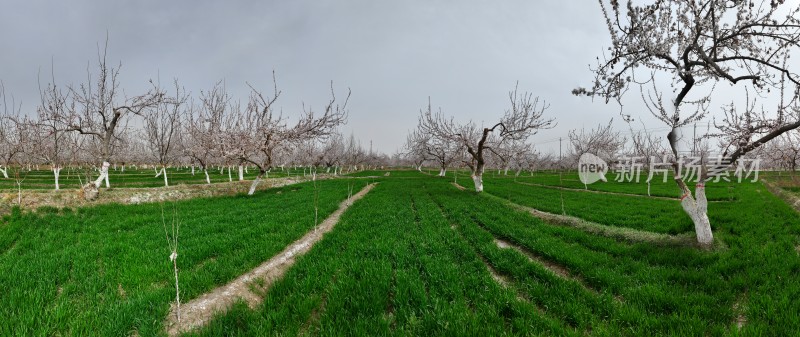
[2,172,800,335]
[194,175,800,336]
[0,179,366,336]
[481,171,738,201]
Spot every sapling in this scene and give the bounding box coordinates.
[161,203,181,325]
[14,167,29,206]
[347,182,354,205]
[313,177,319,232]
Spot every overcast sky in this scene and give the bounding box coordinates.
[0,0,744,155]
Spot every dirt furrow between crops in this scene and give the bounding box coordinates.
[164,183,377,336]
[493,239,596,290]
[514,181,731,202]
[732,292,748,330]
[484,194,698,247]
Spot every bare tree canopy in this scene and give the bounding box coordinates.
[230,73,349,195]
[420,83,555,192]
[568,119,626,164]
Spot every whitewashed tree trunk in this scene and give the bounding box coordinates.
[248,173,263,195]
[0,167,7,179]
[471,174,484,192]
[228,166,233,182]
[238,165,244,181]
[162,167,169,187]
[113,163,117,171]
[191,166,195,176]
[94,162,110,188]
[121,164,125,172]
[438,168,446,177]
[220,166,224,174]
[53,167,61,190]
[204,169,210,184]
[155,169,163,178]
[680,184,713,245]
[244,166,248,174]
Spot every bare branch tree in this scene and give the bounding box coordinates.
[64,40,165,199]
[230,74,349,195]
[0,81,25,179]
[420,84,555,192]
[145,80,186,187]
[184,81,230,184]
[576,0,800,245]
[568,119,626,165]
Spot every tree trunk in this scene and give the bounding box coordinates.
[121,164,125,172]
[53,167,61,190]
[191,166,195,176]
[471,174,484,192]
[238,165,244,181]
[438,168,446,177]
[163,167,169,187]
[95,161,110,188]
[228,166,233,182]
[204,169,210,184]
[248,171,265,195]
[0,167,8,179]
[680,183,713,246]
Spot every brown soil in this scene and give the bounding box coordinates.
[515,180,730,202]
[494,239,573,280]
[163,183,376,336]
[0,176,324,214]
[763,179,800,213]
[497,196,698,247]
[733,293,748,329]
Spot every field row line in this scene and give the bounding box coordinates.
[164,182,376,336]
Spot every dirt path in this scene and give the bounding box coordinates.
[482,193,700,247]
[1,175,329,214]
[763,179,800,213]
[514,181,731,203]
[164,183,377,336]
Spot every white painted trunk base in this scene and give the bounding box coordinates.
[680,185,713,245]
[53,167,61,190]
[238,165,244,181]
[94,162,110,188]
[472,174,484,192]
[204,170,211,184]
[163,168,169,187]
[248,175,262,195]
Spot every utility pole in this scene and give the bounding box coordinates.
[693,123,697,157]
